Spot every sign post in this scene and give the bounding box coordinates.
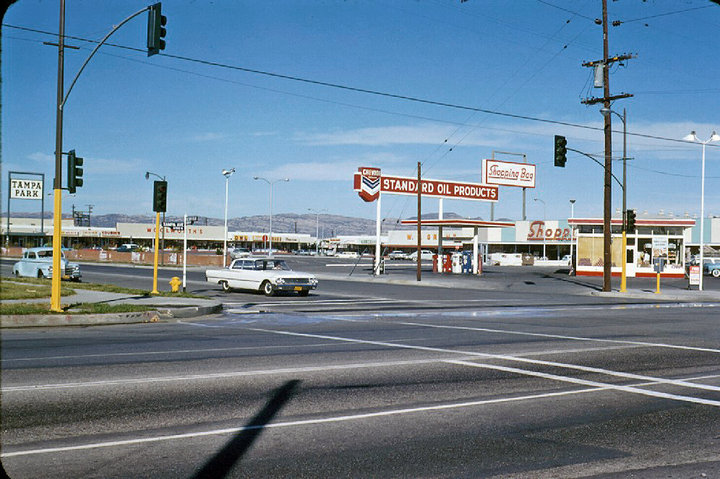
[652,237,669,294]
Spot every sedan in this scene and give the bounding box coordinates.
[12,247,82,281]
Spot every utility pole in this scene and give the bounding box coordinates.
[416,161,422,282]
[581,0,634,292]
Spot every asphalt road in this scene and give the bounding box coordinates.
[2,257,720,478]
[2,302,720,477]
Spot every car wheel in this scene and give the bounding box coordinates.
[14,270,20,278]
[37,270,44,279]
[298,290,309,297]
[713,269,720,278]
[220,281,231,292]
[261,281,274,296]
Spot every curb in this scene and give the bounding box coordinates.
[0,303,223,328]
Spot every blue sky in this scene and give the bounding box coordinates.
[3,0,719,224]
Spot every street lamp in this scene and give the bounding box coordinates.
[683,130,720,291]
[222,168,235,267]
[308,208,327,255]
[600,107,628,292]
[145,171,166,266]
[254,176,289,257]
[533,197,546,259]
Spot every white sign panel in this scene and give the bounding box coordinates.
[482,159,536,188]
[689,265,700,286]
[10,179,43,199]
[652,237,669,258]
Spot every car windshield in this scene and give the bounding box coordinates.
[35,250,65,259]
[259,259,290,271]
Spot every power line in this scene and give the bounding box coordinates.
[4,23,717,149]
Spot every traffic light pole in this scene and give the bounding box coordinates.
[51,0,66,312]
[50,3,162,311]
[152,211,160,294]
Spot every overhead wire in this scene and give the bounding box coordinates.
[4,23,709,150]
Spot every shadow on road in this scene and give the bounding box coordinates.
[191,379,301,479]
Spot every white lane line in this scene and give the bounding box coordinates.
[0,342,341,364]
[1,345,638,392]
[0,357,476,392]
[247,328,720,395]
[5,373,720,459]
[446,360,720,407]
[396,321,720,354]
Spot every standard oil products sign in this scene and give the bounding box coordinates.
[482,159,536,189]
[10,178,43,199]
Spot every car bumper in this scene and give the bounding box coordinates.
[273,283,318,292]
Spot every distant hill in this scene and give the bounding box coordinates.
[5,211,486,236]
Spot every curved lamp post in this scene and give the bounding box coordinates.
[600,107,628,292]
[254,176,289,257]
[222,168,235,267]
[683,131,720,291]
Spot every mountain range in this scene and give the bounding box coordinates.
[7,212,491,236]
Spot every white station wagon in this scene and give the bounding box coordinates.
[206,257,318,296]
[12,247,82,280]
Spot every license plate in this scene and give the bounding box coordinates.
[294,286,302,291]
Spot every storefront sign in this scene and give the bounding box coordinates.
[354,171,498,202]
[689,265,700,285]
[526,221,572,241]
[357,167,381,202]
[10,179,43,199]
[652,237,669,258]
[482,159,536,188]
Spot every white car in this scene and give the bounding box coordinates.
[229,247,252,259]
[206,257,318,296]
[388,250,409,260]
[336,251,360,259]
[408,250,434,261]
[12,247,82,281]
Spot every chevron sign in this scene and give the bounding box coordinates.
[354,166,381,202]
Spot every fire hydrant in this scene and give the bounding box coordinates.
[169,276,182,293]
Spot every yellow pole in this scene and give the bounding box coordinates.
[655,272,661,294]
[50,188,63,312]
[620,230,627,293]
[151,211,160,294]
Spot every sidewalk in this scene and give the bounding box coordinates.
[1,287,223,328]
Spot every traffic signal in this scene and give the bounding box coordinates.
[153,180,167,212]
[626,208,636,231]
[147,3,167,56]
[554,135,567,167]
[67,149,84,194]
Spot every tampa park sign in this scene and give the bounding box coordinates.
[353,167,498,203]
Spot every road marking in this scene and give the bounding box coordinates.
[247,328,720,396]
[4,373,720,459]
[0,342,341,364]
[396,320,720,354]
[1,344,635,392]
[0,356,482,392]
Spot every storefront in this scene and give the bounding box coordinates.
[569,218,695,278]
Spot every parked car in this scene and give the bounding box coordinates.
[293,249,314,256]
[388,250,409,260]
[205,257,318,296]
[704,258,720,278]
[229,247,252,259]
[116,243,140,252]
[408,250,434,261]
[12,247,81,281]
[336,251,360,259]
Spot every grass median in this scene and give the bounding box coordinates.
[2,276,205,315]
